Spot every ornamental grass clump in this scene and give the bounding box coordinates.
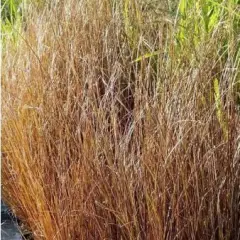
[2,0,240,239]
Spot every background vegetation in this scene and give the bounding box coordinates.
[2,0,240,239]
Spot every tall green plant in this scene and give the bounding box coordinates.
[1,0,25,45]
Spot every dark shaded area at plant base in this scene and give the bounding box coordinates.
[1,200,22,240]
[1,220,22,240]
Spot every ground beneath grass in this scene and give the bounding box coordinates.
[1,220,22,240]
[1,201,22,240]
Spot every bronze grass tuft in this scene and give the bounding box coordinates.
[2,0,240,239]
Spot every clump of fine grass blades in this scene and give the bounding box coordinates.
[2,0,240,239]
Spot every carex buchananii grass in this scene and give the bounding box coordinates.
[2,0,240,239]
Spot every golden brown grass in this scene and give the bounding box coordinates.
[2,0,240,239]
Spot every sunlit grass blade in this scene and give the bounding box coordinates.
[214,78,228,140]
